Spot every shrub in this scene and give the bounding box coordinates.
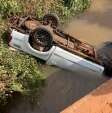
[35,0,91,23]
[0,0,91,21]
[0,0,22,17]
[0,30,45,107]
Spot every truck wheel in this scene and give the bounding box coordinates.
[43,13,59,28]
[30,27,53,51]
[96,42,112,77]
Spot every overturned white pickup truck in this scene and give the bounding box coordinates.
[8,14,112,76]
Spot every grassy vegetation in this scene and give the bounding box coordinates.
[0,19,45,108]
[0,0,91,109]
[0,0,91,21]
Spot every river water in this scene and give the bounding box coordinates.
[65,0,112,47]
[8,0,112,113]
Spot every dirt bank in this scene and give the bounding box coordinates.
[61,79,112,113]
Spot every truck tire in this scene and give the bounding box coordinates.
[96,42,112,77]
[30,27,53,51]
[43,13,59,28]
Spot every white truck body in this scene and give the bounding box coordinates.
[10,30,104,74]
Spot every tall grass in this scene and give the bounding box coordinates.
[0,0,91,21]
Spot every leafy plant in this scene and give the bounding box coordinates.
[0,30,45,107]
[0,0,22,17]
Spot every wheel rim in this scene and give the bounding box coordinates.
[32,28,53,47]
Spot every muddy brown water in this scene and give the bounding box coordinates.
[8,0,112,113]
[65,0,112,47]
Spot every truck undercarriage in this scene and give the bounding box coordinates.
[8,15,99,63]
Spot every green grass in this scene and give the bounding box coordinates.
[0,0,91,21]
[0,19,45,107]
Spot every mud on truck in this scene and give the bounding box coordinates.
[8,14,112,76]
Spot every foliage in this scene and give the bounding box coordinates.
[64,0,90,10]
[40,0,90,22]
[0,29,45,106]
[0,0,22,17]
[0,0,91,21]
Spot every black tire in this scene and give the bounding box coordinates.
[96,42,112,77]
[30,27,53,51]
[43,13,59,28]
